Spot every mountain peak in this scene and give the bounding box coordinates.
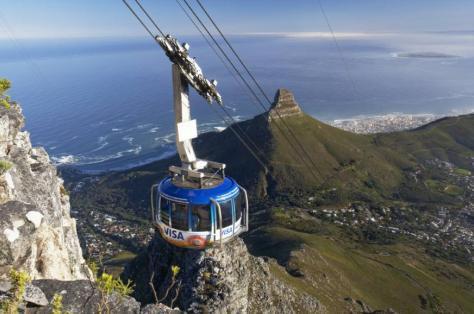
[268,88,302,120]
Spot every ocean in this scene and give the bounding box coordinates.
[1,33,473,172]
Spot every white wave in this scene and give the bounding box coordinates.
[103,149,177,172]
[148,127,160,133]
[214,126,226,132]
[112,128,122,132]
[89,141,109,153]
[51,155,78,165]
[224,104,237,112]
[154,133,175,144]
[98,136,108,143]
[122,135,134,145]
[137,123,153,130]
[52,147,145,166]
[132,145,142,155]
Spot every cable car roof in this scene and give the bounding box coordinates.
[158,176,240,205]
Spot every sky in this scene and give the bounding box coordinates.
[0,0,473,39]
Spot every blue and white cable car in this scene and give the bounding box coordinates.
[150,34,249,249]
[151,176,248,249]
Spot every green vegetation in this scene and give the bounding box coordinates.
[87,259,133,313]
[444,184,464,196]
[52,293,64,314]
[97,272,134,314]
[0,269,31,314]
[248,226,474,313]
[0,78,12,109]
[454,168,471,176]
[0,160,13,175]
[66,111,474,313]
[270,207,323,234]
[148,265,182,308]
[97,272,134,297]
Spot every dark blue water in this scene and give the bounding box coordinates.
[1,34,473,171]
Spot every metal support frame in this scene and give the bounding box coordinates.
[210,198,223,247]
[238,185,249,232]
[150,184,159,226]
[170,63,226,184]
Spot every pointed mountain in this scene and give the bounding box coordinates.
[196,89,405,200]
[268,88,303,120]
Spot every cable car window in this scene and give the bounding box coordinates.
[160,198,170,225]
[220,200,233,227]
[171,202,188,230]
[190,205,211,232]
[234,195,243,221]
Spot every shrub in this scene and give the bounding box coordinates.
[0,160,13,175]
[96,272,134,314]
[0,78,11,109]
[1,98,10,109]
[0,78,11,94]
[0,269,31,314]
[52,293,64,314]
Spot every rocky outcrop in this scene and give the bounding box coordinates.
[268,88,303,121]
[125,234,324,313]
[1,277,180,313]
[0,104,90,280]
[27,280,141,313]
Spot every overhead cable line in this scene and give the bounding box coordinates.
[316,0,359,100]
[136,0,269,171]
[121,0,156,39]
[121,0,270,173]
[174,0,270,164]
[188,0,323,181]
[133,0,166,37]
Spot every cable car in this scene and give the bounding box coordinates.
[150,34,249,249]
[151,175,248,249]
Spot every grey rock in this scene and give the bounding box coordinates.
[141,303,183,314]
[24,283,48,306]
[268,88,303,121]
[0,279,12,292]
[29,279,140,313]
[0,104,90,280]
[357,299,373,313]
[125,234,324,314]
[125,235,251,313]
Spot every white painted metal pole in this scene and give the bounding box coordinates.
[173,64,197,166]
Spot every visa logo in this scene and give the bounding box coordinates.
[164,227,184,240]
[222,226,233,236]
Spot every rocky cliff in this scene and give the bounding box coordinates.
[125,234,324,313]
[268,88,303,121]
[0,103,89,280]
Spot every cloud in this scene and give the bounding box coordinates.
[237,32,391,39]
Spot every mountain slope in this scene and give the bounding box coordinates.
[65,89,474,313]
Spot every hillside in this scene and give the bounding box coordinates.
[69,89,473,212]
[64,89,474,313]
